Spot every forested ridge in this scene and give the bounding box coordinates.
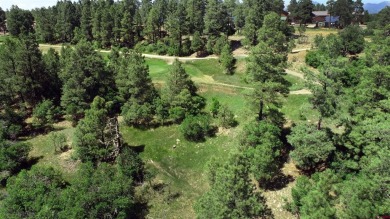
[0,0,389,218]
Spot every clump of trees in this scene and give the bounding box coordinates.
[195,153,273,218]
[285,7,390,218]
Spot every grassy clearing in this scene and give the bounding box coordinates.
[293,28,338,50]
[18,50,314,218]
[284,74,306,91]
[282,94,317,123]
[24,121,79,181]
[121,87,247,218]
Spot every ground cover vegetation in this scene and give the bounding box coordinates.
[0,0,389,218]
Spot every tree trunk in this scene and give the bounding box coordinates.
[258,100,264,121]
[317,117,322,130]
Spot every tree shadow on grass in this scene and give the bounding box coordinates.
[129,202,149,219]
[1,156,43,187]
[20,156,43,171]
[262,172,295,191]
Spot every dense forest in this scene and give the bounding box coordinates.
[0,0,389,218]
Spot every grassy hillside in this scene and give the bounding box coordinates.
[21,54,313,218]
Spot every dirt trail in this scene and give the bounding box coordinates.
[38,44,311,94]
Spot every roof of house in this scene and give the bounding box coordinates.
[312,11,329,16]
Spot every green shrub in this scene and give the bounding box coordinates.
[32,100,60,131]
[217,105,236,128]
[49,132,68,153]
[305,50,323,68]
[180,115,213,142]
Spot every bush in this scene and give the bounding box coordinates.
[213,35,229,55]
[32,100,60,131]
[217,105,236,128]
[122,101,154,127]
[180,115,213,142]
[0,140,31,174]
[0,108,25,140]
[305,50,323,68]
[49,132,68,153]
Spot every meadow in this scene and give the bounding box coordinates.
[22,49,315,218]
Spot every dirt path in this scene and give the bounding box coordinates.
[285,69,305,79]
[38,44,311,95]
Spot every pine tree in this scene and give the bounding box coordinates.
[246,42,289,122]
[7,6,34,36]
[80,0,93,41]
[0,7,5,34]
[297,0,314,24]
[120,0,137,47]
[165,60,205,122]
[74,96,117,163]
[191,31,204,56]
[186,0,206,34]
[219,43,235,74]
[166,60,197,98]
[204,0,229,37]
[288,0,299,23]
[166,1,188,56]
[195,153,273,218]
[116,50,157,126]
[60,40,113,124]
[240,121,283,184]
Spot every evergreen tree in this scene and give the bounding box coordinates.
[0,35,48,107]
[116,50,157,126]
[297,0,314,25]
[195,153,273,218]
[165,60,205,122]
[0,167,65,218]
[74,96,116,163]
[100,1,114,48]
[219,43,235,74]
[42,48,62,103]
[33,7,57,43]
[144,6,159,43]
[0,139,31,175]
[353,0,364,24]
[55,1,79,42]
[204,0,229,37]
[288,0,299,22]
[246,12,291,123]
[80,0,93,41]
[331,0,354,27]
[233,3,245,34]
[186,0,206,34]
[120,0,137,47]
[242,0,284,46]
[166,1,188,56]
[0,7,5,34]
[60,40,114,124]
[339,25,365,55]
[240,121,283,184]
[7,5,34,36]
[166,60,198,98]
[191,31,204,56]
[288,123,335,171]
[59,162,135,218]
